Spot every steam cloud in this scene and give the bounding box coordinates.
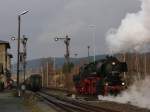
[98,76,150,109]
[106,0,150,53]
[103,0,150,109]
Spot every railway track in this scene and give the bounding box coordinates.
[36,90,120,112]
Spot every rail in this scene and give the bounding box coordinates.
[36,90,120,112]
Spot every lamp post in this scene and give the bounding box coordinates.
[16,11,29,96]
[88,25,96,63]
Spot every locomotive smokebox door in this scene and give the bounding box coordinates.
[120,62,128,72]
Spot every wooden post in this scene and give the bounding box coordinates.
[144,53,147,76]
[41,66,44,88]
[135,53,140,80]
[47,62,49,88]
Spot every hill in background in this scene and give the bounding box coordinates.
[12,54,106,74]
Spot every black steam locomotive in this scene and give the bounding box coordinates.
[73,56,127,96]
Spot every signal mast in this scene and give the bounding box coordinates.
[54,34,71,65]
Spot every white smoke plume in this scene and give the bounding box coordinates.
[98,76,150,109]
[104,1,150,109]
[106,0,150,53]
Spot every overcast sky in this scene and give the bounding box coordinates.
[0,0,140,61]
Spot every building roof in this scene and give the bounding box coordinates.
[0,40,10,48]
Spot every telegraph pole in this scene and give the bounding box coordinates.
[17,15,21,95]
[144,53,147,76]
[87,45,90,63]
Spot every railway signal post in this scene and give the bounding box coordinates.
[54,35,71,64]
[54,35,71,89]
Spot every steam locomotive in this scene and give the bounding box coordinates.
[73,56,127,96]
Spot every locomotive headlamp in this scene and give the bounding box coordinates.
[105,82,109,86]
[112,62,116,65]
[122,82,125,86]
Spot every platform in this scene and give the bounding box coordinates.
[0,90,29,112]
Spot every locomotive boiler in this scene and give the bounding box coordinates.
[73,56,127,96]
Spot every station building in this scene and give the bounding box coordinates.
[0,40,12,86]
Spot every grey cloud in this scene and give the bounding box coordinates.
[0,0,140,61]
